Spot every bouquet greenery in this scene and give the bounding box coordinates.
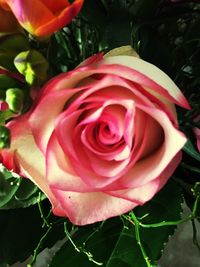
[0,1,199,266]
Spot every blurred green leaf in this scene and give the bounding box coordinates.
[0,172,21,208]
[135,25,173,75]
[81,0,108,31]
[130,0,161,18]
[104,6,132,49]
[0,34,29,71]
[0,166,45,209]
[183,139,200,162]
[0,74,19,90]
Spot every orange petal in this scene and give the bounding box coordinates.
[5,0,84,36]
[0,7,20,33]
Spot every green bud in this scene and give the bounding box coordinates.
[0,125,10,148]
[6,88,24,113]
[14,49,49,85]
[0,34,29,71]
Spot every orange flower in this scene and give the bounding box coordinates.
[0,0,84,36]
[0,6,20,33]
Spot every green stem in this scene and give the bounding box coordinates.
[139,215,193,228]
[27,226,52,267]
[192,193,199,216]
[64,222,103,266]
[37,192,50,228]
[127,213,155,267]
[140,188,199,229]
[64,223,80,252]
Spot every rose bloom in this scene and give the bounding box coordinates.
[0,49,190,225]
[0,5,20,33]
[0,0,84,36]
[193,115,200,153]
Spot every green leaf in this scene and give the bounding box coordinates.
[133,24,173,75]
[0,74,19,90]
[50,180,183,267]
[1,179,46,210]
[104,6,132,49]
[134,180,183,261]
[0,34,29,71]
[105,224,146,267]
[49,218,123,267]
[0,172,21,208]
[130,0,161,18]
[0,166,46,209]
[81,0,108,32]
[183,139,200,162]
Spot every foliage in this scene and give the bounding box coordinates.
[0,0,199,266]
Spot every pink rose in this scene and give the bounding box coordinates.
[193,115,200,153]
[0,50,190,225]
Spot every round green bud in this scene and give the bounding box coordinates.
[6,88,24,113]
[14,49,49,85]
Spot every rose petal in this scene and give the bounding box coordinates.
[51,188,136,225]
[100,56,190,109]
[107,152,182,202]
[46,131,93,192]
[121,105,186,188]
[29,88,85,153]
[4,114,62,213]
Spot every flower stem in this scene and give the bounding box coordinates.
[123,212,155,267]
[64,222,103,266]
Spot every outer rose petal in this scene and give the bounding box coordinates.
[100,56,190,109]
[51,188,136,225]
[38,57,188,117]
[3,0,84,36]
[50,152,182,225]
[0,149,18,172]
[1,114,65,215]
[108,152,182,202]
[46,131,92,192]
[29,87,86,153]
